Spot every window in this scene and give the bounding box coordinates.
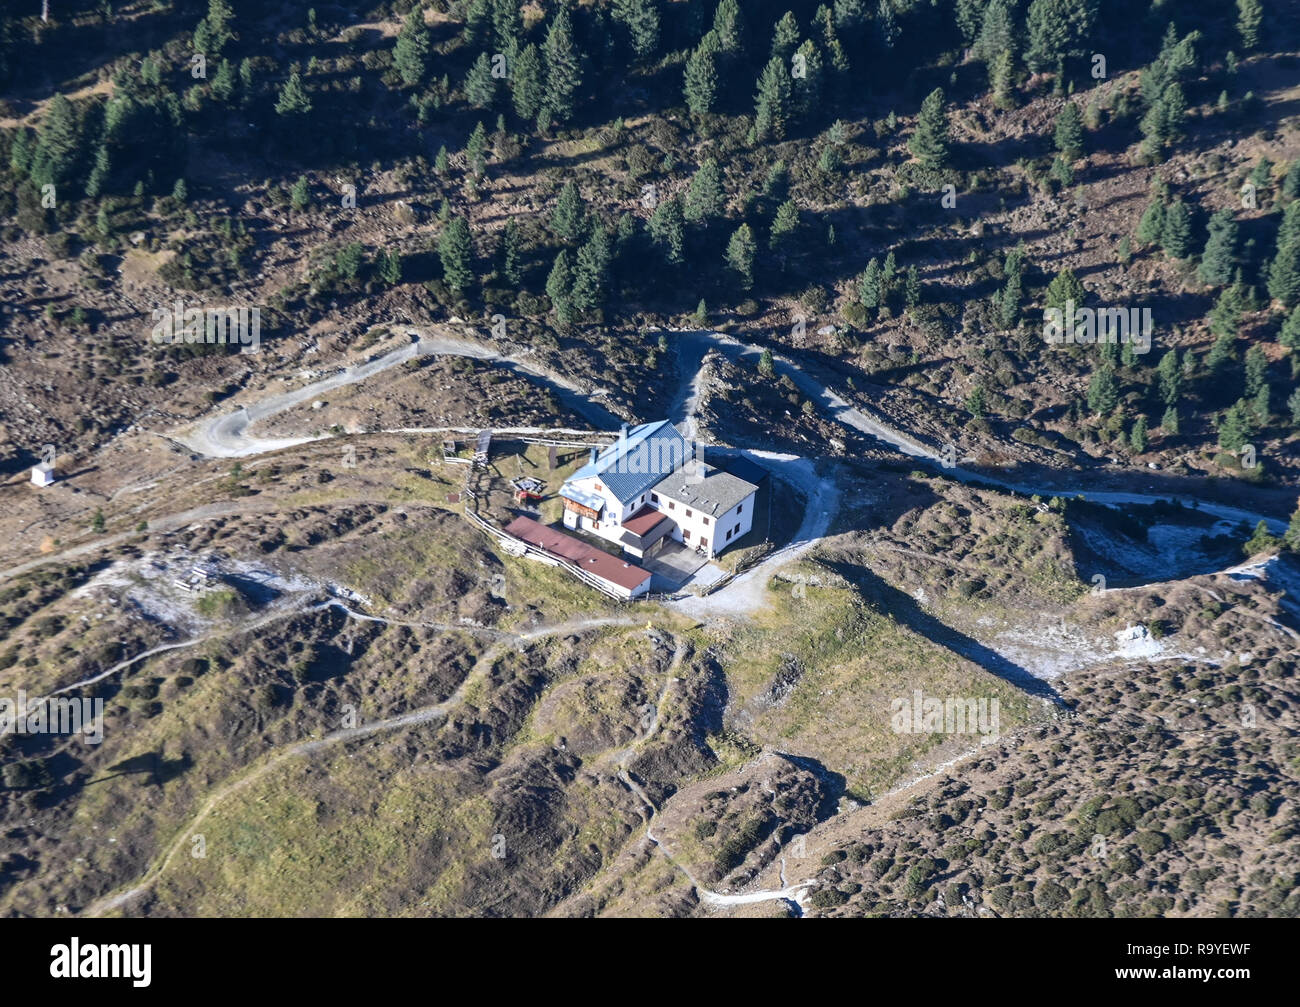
[726,529,732,540]
[737,503,744,514]
[702,516,709,525]
[685,509,693,519]
[651,493,659,504]
[595,483,603,492]
[683,530,690,541]
[667,501,675,510]
[733,524,740,536]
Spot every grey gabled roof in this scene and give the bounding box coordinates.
[652,463,757,518]
[564,420,692,504]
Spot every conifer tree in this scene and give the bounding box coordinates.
[544,8,582,124]
[771,12,800,62]
[1267,202,1300,307]
[1199,208,1238,285]
[1157,349,1182,406]
[684,34,720,117]
[546,249,575,322]
[753,56,792,142]
[613,0,660,61]
[1161,201,1194,259]
[909,89,949,169]
[551,180,585,242]
[439,216,474,293]
[394,7,432,87]
[1237,0,1262,51]
[858,257,882,309]
[511,44,544,121]
[1087,363,1119,415]
[1054,102,1083,162]
[499,218,524,286]
[275,70,313,116]
[769,199,799,248]
[685,158,724,222]
[726,223,757,289]
[572,224,613,312]
[465,52,497,108]
[30,94,80,187]
[648,196,686,264]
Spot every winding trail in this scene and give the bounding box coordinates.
[82,612,637,917]
[173,332,621,458]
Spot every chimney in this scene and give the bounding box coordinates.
[589,447,598,464]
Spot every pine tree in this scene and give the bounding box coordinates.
[572,224,612,311]
[990,49,1015,108]
[274,71,312,116]
[792,40,824,120]
[648,196,686,264]
[1237,0,1262,51]
[211,58,236,103]
[1161,201,1193,259]
[1252,382,1271,424]
[1206,331,1238,376]
[1054,102,1084,161]
[544,8,582,124]
[464,0,492,46]
[1024,0,1095,73]
[492,0,522,52]
[290,175,311,210]
[1279,304,1300,348]
[30,94,80,187]
[683,34,720,117]
[500,218,523,286]
[1267,202,1300,308]
[1129,415,1148,453]
[771,11,800,62]
[613,0,660,61]
[393,7,432,87]
[511,44,544,121]
[753,56,792,142]
[1157,349,1182,406]
[1045,267,1086,310]
[1162,405,1180,434]
[858,258,882,308]
[378,250,403,286]
[551,180,584,242]
[194,0,235,56]
[685,158,724,222]
[1198,208,1238,285]
[973,0,1015,64]
[546,249,575,322]
[1216,401,1253,452]
[1136,197,1166,247]
[758,348,775,378]
[909,88,949,169]
[713,0,744,51]
[1086,363,1119,415]
[726,223,757,290]
[84,144,110,198]
[1283,160,1300,201]
[1244,344,1268,397]
[769,199,799,249]
[464,52,496,108]
[904,265,921,308]
[438,216,474,293]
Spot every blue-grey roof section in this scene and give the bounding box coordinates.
[567,420,692,504]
